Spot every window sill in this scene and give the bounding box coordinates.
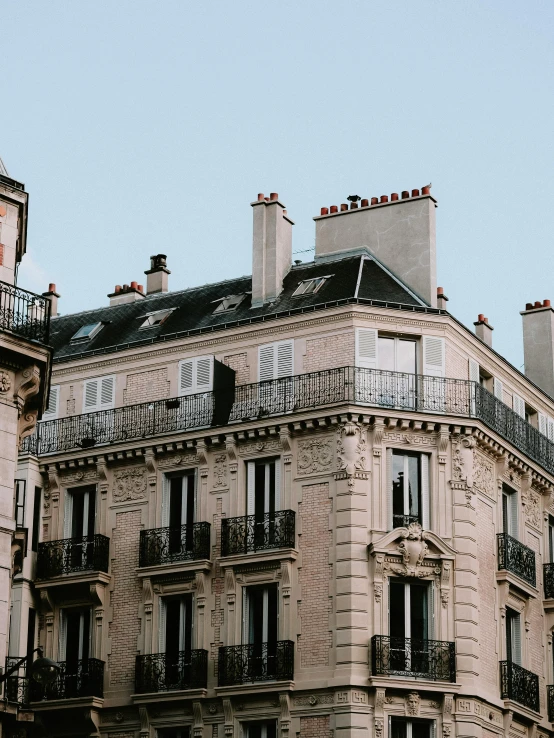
[215,680,294,697]
[132,687,207,704]
[495,570,538,599]
[219,547,298,568]
[136,558,212,578]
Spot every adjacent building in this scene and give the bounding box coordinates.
[12,186,554,738]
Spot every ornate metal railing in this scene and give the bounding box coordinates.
[0,279,50,343]
[371,635,456,682]
[20,367,554,479]
[544,564,554,599]
[218,640,294,686]
[135,649,208,693]
[221,511,295,556]
[36,534,110,579]
[497,533,536,587]
[4,657,29,705]
[500,660,539,712]
[548,684,554,721]
[393,514,421,529]
[30,658,104,701]
[139,522,211,567]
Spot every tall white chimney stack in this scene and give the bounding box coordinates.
[251,193,293,308]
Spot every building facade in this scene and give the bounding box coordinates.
[12,187,554,738]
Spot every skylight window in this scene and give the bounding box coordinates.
[213,294,246,314]
[70,322,103,342]
[292,276,328,297]
[139,309,174,328]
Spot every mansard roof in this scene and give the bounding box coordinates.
[49,254,439,364]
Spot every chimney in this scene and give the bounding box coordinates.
[474,314,493,347]
[251,193,294,307]
[521,300,554,396]
[42,283,60,317]
[437,287,449,310]
[145,254,170,294]
[314,187,437,306]
[108,282,146,306]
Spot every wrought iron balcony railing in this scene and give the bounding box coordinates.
[4,657,29,705]
[36,534,110,579]
[500,660,539,712]
[548,684,554,721]
[221,511,295,556]
[21,366,554,480]
[30,658,104,701]
[371,635,456,682]
[544,563,554,599]
[0,279,50,343]
[497,533,536,588]
[139,522,211,567]
[393,513,421,529]
[135,649,208,693]
[218,640,294,686]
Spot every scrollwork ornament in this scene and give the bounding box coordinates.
[0,370,11,393]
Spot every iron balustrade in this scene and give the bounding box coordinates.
[371,635,456,682]
[139,522,211,567]
[548,685,554,721]
[20,367,554,480]
[4,657,29,705]
[0,279,50,344]
[393,514,421,529]
[500,660,539,712]
[36,534,110,579]
[497,533,536,587]
[30,658,104,701]
[221,511,295,556]
[544,563,554,599]
[218,640,294,686]
[135,649,208,693]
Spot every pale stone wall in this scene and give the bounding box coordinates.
[476,497,498,687]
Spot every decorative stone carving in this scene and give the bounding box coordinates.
[374,719,384,738]
[382,432,437,446]
[524,490,541,529]
[158,453,196,468]
[0,370,11,393]
[406,691,420,716]
[213,454,228,487]
[239,439,282,456]
[336,422,368,486]
[374,584,382,602]
[391,523,429,577]
[61,468,97,485]
[297,438,334,475]
[452,435,476,485]
[113,468,147,502]
[472,452,494,497]
[294,694,334,706]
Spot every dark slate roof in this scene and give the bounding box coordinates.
[50,254,434,363]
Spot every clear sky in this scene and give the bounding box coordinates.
[2,1,554,371]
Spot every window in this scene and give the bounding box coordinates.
[246,458,281,549]
[213,294,246,313]
[548,516,554,564]
[506,608,522,665]
[159,595,193,660]
[243,584,278,678]
[539,412,554,441]
[14,480,26,529]
[178,356,213,396]
[355,329,418,374]
[389,580,431,674]
[139,309,174,328]
[64,484,96,563]
[245,722,277,738]
[71,322,103,342]
[59,608,91,663]
[26,608,36,660]
[31,487,41,552]
[83,376,115,412]
[388,451,429,530]
[390,718,433,738]
[258,341,293,382]
[42,385,59,420]
[502,485,518,539]
[292,277,328,297]
[157,731,190,738]
[161,471,196,554]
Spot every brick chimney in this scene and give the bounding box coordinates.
[314,187,437,306]
[474,314,493,347]
[145,254,170,294]
[521,300,554,396]
[42,283,60,317]
[251,193,293,308]
[108,281,146,306]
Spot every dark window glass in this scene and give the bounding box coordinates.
[26,608,36,660]
[390,718,431,738]
[392,452,421,528]
[31,487,41,552]
[247,722,277,738]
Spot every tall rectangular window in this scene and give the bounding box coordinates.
[390,718,433,738]
[14,480,26,529]
[549,516,554,563]
[506,609,522,665]
[243,584,278,680]
[26,608,36,660]
[502,486,518,539]
[161,471,196,556]
[389,580,431,675]
[246,723,277,738]
[31,487,41,552]
[389,451,429,530]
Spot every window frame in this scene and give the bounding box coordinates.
[388,449,430,530]
[291,276,330,297]
[82,375,116,413]
[70,322,103,342]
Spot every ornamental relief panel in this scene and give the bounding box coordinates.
[472,452,495,498]
[157,453,197,468]
[113,467,147,502]
[524,489,541,530]
[238,439,282,456]
[61,468,97,485]
[382,432,437,446]
[297,438,334,475]
[213,454,228,488]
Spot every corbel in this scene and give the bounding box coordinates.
[193,702,204,738]
[374,688,386,718]
[223,698,234,738]
[89,583,105,607]
[279,428,292,455]
[225,567,236,606]
[438,424,450,465]
[280,561,292,598]
[39,588,55,614]
[96,455,109,495]
[372,418,385,457]
[195,571,206,605]
[279,693,291,738]
[196,440,209,467]
[139,706,151,738]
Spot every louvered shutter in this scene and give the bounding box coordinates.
[386,449,393,530]
[548,417,554,442]
[509,492,519,538]
[355,328,378,369]
[158,598,167,652]
[58,610,67,661]
[423,336,445,377]
[63,491,73,539]
[196,357,212,390]
[179,360,194,394]
[513,393,525,419]
[83,377,114,411]
[274,460,281,511]
[246,462,256,515]
[539,413,548,437]
[493,377,504,402]
[276,341,293,378]
[100,376,115,408]
[421,455,430,530]
[512,612,522,665]
[259,345,275,382]
[44,386,60,418]
[161,474,170,527]
[84,380,99,410]
[469,359,480,384]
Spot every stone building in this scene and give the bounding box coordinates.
[12,186,554,738]
[0,160,52,732]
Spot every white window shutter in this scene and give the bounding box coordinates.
[196,357,213,390]
[84,379,98,410]
[259,344,275,382]
[421,454,430,530]
[276,341,293,378]
[548,417,554,442]
[512,612,522,665]
[493,377,504,401]
[509,491,519,539]
[44,385,60,418]
[246,462,256,515]
[63,491,73,539]
[99,376,115,408]
[423,336,445,377]
[356,328,378,369]
[469,359,480,384]
[274,460,281,511]
[512,393,525,419]
[539,412,548,437]
[58,610,67,661]
[179,360,194,395]
[158,598,167,652]
[386,448,393,530]
[161,475,170,527]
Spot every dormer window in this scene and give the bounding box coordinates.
[70,322,103,342]
[213,294,246,314]
[139,309,174,328]
[292,276,328,297]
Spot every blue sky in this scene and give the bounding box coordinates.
[2,1,554,370]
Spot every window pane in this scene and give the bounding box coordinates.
[378,337,395,371]
[412,723,431,738]
[389,581,405,638]
[390,718,407,738]
[407,455,420,519]
[392,453,405,523]
[410,584,428,640]
[397,340,416,374]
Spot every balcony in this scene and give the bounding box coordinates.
[135,649,208,693]
[0,279,50,344]
[500,660,539,712]
[221,511,295,557]
[218,641,294,686]
[21,367,554,480]
[371,635,456,682]
[36,534,110,579]
[30,658,104,701]
[4,657,29,706]
[139,523,211,567]
[544,563,554,599]
[548,684,554,721]
[497,533,536,588]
